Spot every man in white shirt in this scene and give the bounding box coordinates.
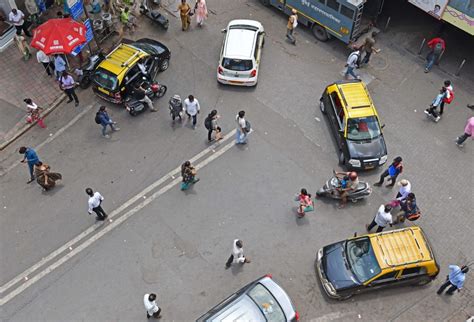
[143,293,161,319]
[9,8,32,37]
[225,239,250,269]
[344,46,360,80]
[86,188,107,221]
[366,204,392,233]
[36,50,53,77]
[396,179,411,202]
[184,95,200,129]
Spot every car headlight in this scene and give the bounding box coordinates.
[317,248,323,261]
[379,155,388,165]
[348,159,361,167]
[324,281,337,295]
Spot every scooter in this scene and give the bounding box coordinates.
[139,0,169,30]
[316,172,371,203]
[124,79,167,116]
[75,51,106,89]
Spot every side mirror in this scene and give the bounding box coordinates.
[381,124,386,129]
[221,28,227,33]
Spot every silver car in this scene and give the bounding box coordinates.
[196,275,299,322]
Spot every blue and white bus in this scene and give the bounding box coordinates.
[262,0,383,44]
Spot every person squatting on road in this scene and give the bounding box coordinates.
[455,116,474,148]
[180,161,199,190]
[395,192,419,223]
[184,95,200,129]
[132,83,157,112]
[345,46,361,80]
[86,188,108,221]
[334,171,359,208]
[34,162,62,191]
[96,106,120,138]
[366,204,393,233]
[204,109,222,142]
[296,188,314,217]
[19,146,40,183]
[59,71,79,107]
[225,239,250,269]
[437,265,469,295]
[24,98,46,128]
[388,179,411,208]
[424,36,445,73]
[143,293,162,319]
[374,156,403,187]
[286,9,298,45]
[425,87,447,122]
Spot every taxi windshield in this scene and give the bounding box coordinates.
[93,68,119,91]
[347,116,381,141]
[345,237,381,283]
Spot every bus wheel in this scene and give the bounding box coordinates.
[312,24,329,42]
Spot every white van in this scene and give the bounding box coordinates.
[217,19,265,87]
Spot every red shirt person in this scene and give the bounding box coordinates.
[425,37,445,73]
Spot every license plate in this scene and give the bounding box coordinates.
[229,80,244,84]
[365,164,375,169]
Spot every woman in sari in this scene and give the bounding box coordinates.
[34,162,62,191]
[194,0,208,27]
[180,161,199,190]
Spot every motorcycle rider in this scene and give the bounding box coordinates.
[335,171,359,208]
[132,82,157,112]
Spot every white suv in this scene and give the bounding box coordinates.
[217,19,265,86]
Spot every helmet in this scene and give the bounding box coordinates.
[349,171,358,180]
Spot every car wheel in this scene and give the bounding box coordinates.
[413,277,432,286]
[319,100,326,114]
[338,152,345,165]
[312,24,329,42]
[129,109,137,116]
[159,59,169,71]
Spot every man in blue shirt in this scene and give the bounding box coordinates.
[437,265,469,295]
[19,146,40,183]
[54,54,66,80]
[96,106,120,138]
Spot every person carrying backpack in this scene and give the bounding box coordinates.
[345,46,361,80]
[425,37,445,73]
[439,80,454,115]
[95,106,120,138]
[204,109,221,142]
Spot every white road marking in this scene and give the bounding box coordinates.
[0,129,237,306]
[0,104,96,177]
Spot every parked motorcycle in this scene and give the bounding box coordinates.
[140,0,169,30]
[124,79,167,116]
[316,172,371,203]
[75,51,105,89]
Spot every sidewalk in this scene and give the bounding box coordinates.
[0,43,63,148]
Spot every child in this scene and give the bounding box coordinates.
[425,87,447,122]
[215,126,222,141]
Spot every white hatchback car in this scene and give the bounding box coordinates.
[217,19,265,86]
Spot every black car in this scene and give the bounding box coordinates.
[319,80,388,170]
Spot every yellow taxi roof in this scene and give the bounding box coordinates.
[336,82,376,119]
[97,43,148,78]
[370,227,433,269]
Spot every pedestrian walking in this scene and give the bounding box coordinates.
[184,95,200,129]
[424,87,447,122]
[360,31,380,66]
[53,54,67,80]
[194,0,208,27]
[177,0,191,31]
[455,116,474,148]
[437,265,469,295]
[344,46,361,80]
[19,146,40,183]
[36,50,54,77]
[374,156,403,187]
[132,83,157,112]
[180,161,199,190]
[169,94,183,123]
[204,109,221,142]
[286,9,298,45]
[9,8,32,37]
[424,36,445,73]
[225,239,250,269]
[95,106,120,138]
[24,98,46,128]
[236,110,251,144]
[366,204,392,233]
[143,293,162,319]
[86,188,108,220]
[59,71,79,107]
[439,80,454,116]
[34,161,62,191]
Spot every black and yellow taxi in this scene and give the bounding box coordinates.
[92,38,170,104]
[319,80,387,170]
[316,227,439,300]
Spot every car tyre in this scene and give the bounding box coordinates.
[319,100,326,114]
[413,277,432,286]
[312,24,329,42]
[159,58,169,71]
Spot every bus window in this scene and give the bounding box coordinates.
[318,0,326,4]
[340,5,355,19]
[326,0,340,11]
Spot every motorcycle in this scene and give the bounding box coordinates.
[169,94,183,122]
[75,51,106,89]
[316,172,371,203]
[124,79,167,116]
[140,0,169,30]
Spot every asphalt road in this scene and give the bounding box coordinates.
[0,0,473,321]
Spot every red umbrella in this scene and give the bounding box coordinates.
[30,18,86,55]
